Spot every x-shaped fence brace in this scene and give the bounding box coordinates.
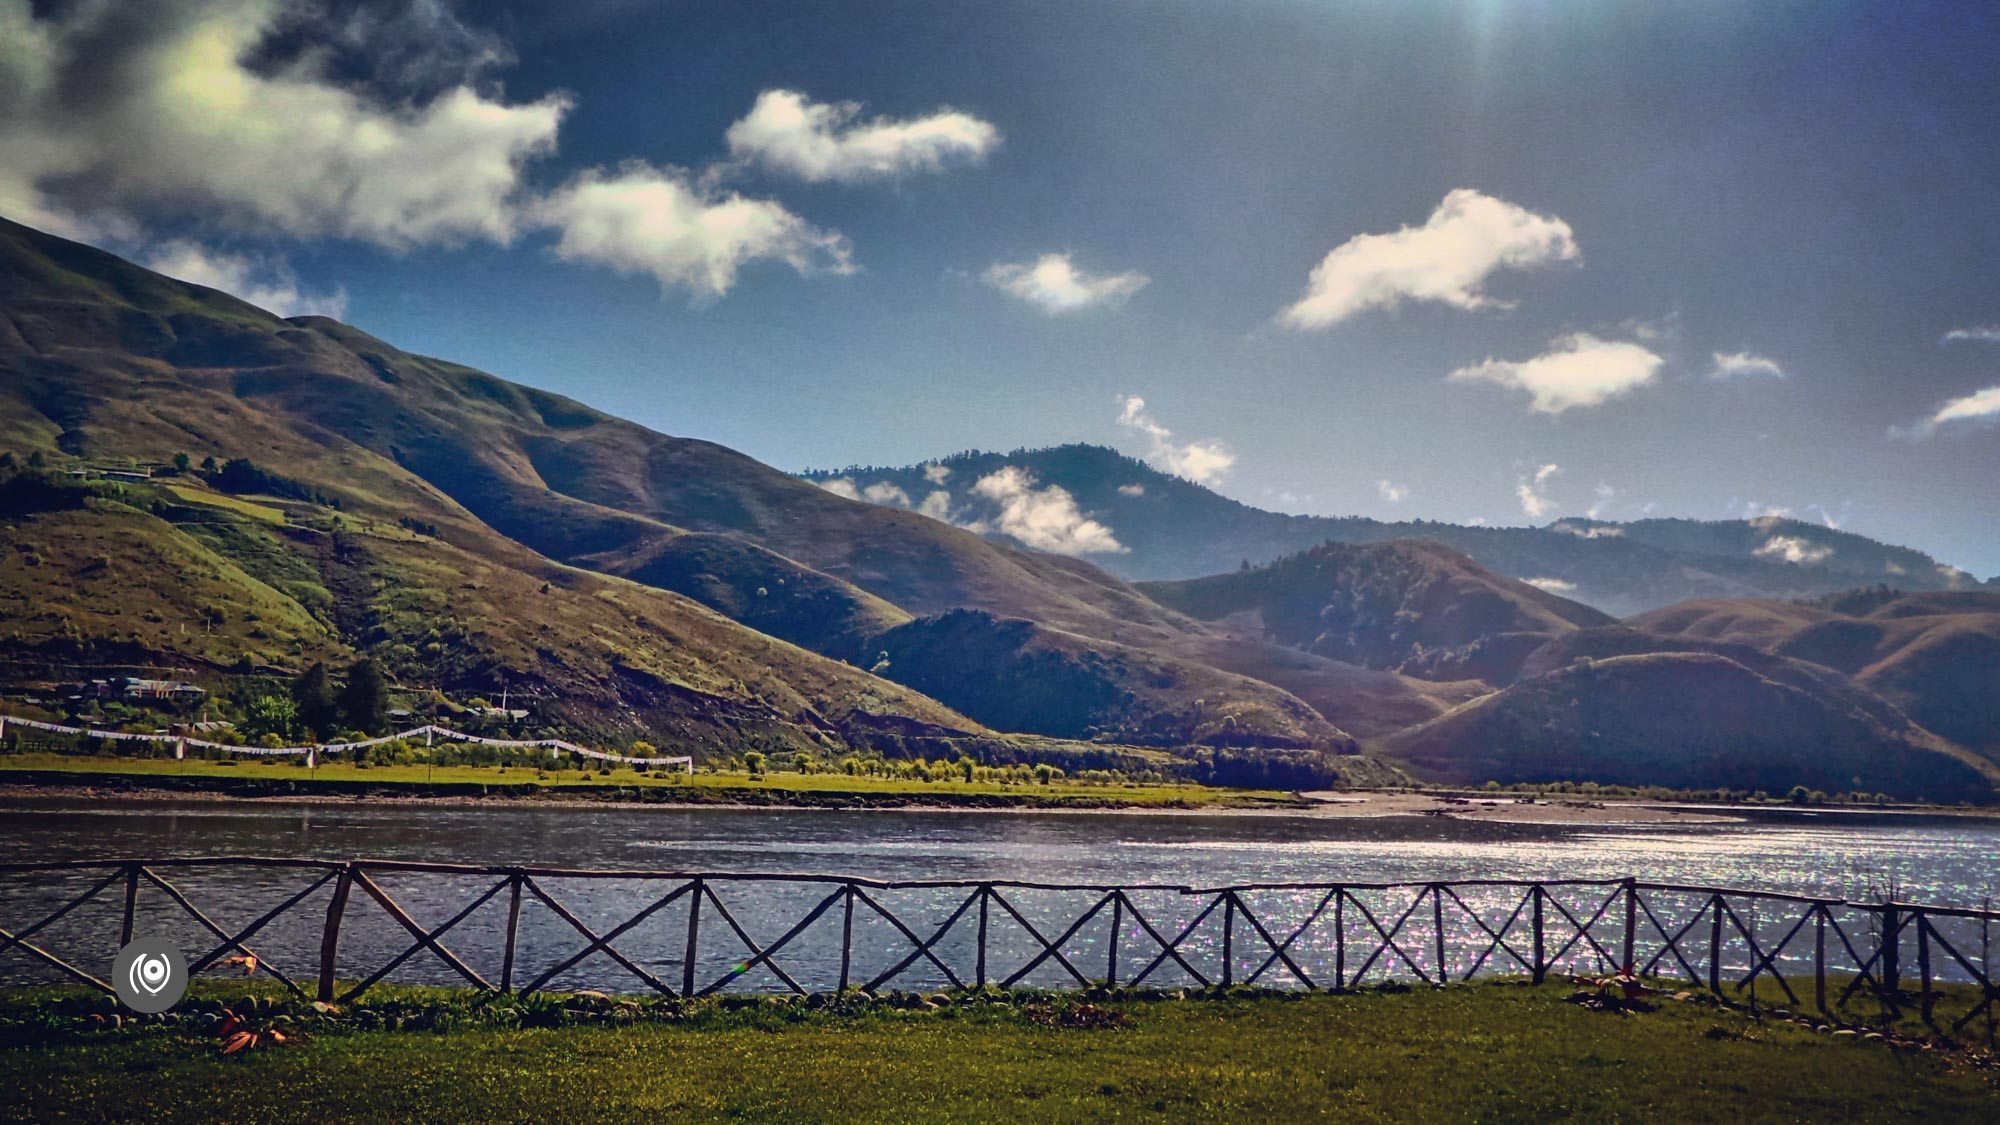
[1,861,1994,1040]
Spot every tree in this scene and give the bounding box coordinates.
[744,751,766,777]
[27,451,45,469]
[200,455,218,473]
[338,657,389,734]
[172,452,191,473]
[291,662,339,738]
[243,695,297,741]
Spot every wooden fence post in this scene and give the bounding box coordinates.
[1221,893,1235,988]
[839,884,856,992]
[974,885,988,989]
[1107,892,1122,987]
[1433,884,1447,985]
[1881,904,1901,1010]
[318,863,354,1002]
[1814,906,1828,1014]
[119,865,139,946]
[1708,894,1724,994]
[499,873,523,993]
[1622,878,1637,974]
[1531,885,1546,984]
[682,878,703,997]
[1334,890,1346,992]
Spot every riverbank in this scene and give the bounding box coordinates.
[2,982,1993,1121]
[0,754,1302,811]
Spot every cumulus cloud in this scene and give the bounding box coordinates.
[1449,332,1663,414]
[861,481,910,507]
[1523,577,1577,594]
[983,253,1148,314]
[0,0,567,247]
[1117,483,1146,497]
[1943,326,2000,344]
[970,467,1123,555]
[1277,189,1578,329]
[724,89,998,183]
[922,464,952,485]
[1552,522,1623,539]
[144,240,347,318]
[531,164,851,298]
[815,477,861,500]
[1116,396,1235,485]
[1755,536,1833,565]
[915,490,952,522]
[1516,463,1560,519]
[1376,480,1409,504]
[1894,385,2000,439]
[1710,351,1786,379]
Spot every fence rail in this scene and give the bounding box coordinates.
[1,859,1994,1037]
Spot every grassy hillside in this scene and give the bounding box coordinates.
[4,215,1992,798]
[1635,590,2000,758]
[1382,651,1998,801]
[0,217,1336,756]
[869,609,1355,750]
[1140,539,1612,683]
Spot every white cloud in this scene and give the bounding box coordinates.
[532,164,851,298]
[1553,519,1623,539]
[915,490,952,522]
[1376,479,1409,504]
[1449,332,1663,414]
[723,89,998,183]
[1516,463,1560,519]
[144,240,346,319]
[983,253,1148,314]
[1710,351,1786,379]
[970,467,1123,555]
[1755,536,1833,565]
[1806,503,1844,530]
[816,477,861,500]
[861,481,910,507]
[922,464,952,485]
[1524,577,1578,594]
[1117,483,1146,497]
[1943,326,2000,344]
[1586,481,1616,520]
[1277,189,1578,329]
[0,0,567,248]
[1894,385,2000,438]
[1116,396,1234,484]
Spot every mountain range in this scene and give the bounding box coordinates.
[3,215,1995,801]
[803,445,1995,617]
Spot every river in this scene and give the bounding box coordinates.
[3,798,1996,995]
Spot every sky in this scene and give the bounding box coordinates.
[4,0,1998,575]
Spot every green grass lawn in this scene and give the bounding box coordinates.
[0,752,1294,808]
[1,984,1993,1122]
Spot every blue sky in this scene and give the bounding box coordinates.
[7,0,1998,574]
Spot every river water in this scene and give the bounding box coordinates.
[3,798,1996,995]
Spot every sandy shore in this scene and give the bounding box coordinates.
[1298,791,1742,825]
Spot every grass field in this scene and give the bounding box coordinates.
[0,753,1296,808]
[162,484,287,524]
[0,983,1993,1122]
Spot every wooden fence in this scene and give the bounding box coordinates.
[1,859,1994,1036]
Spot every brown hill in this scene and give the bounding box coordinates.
[0,216,1337,752]
[1139,540,1614,683]
[1633,591,2000,755]
[1381,651,1997,801]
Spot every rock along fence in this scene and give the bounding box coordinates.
[0,859,1995,1037]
